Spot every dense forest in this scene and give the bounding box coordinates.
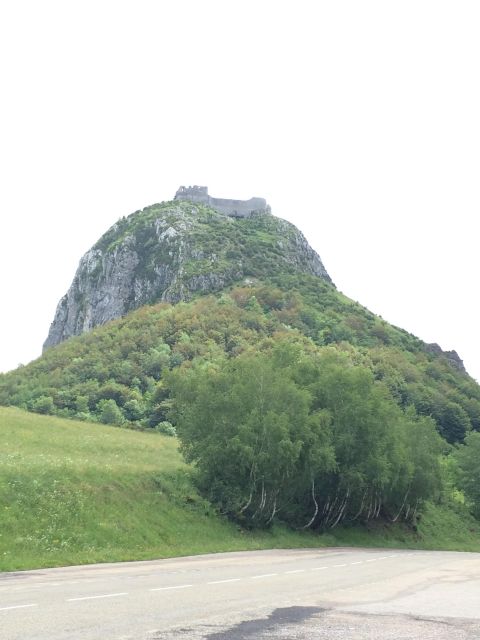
[2,274,480,529]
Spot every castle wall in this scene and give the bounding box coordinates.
[208,197,267,218]
[174,186,268,218]
[175,186,209,205]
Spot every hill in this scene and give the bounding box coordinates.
[43,197,330,349]
[2,192,480,556]
[2,276,479,444]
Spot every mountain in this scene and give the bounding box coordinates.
[2,186,480,539]
[1,182,479,444]
[44,189,330,349]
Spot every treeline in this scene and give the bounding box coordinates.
[1,281,479,445]
[170,344,445,528]
[2,280,480,524]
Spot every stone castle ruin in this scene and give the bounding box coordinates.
[174,186,270,218]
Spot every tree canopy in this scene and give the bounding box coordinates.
[170,344,444,528]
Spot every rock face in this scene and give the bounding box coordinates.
[43,199,332,349]
[426,343,467,374]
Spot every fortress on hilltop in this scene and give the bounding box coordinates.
[174,185,270,218]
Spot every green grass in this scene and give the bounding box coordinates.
[1,407,479,572]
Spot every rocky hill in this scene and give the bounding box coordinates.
[2,188,479,450]
[3,187,480,539]
[44,197,331,349]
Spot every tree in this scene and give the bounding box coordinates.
[32,395,55,415]
[170,344,443,529]
[123,398,145,422]
[75,395,90,413]
[169,349,335,526]
[97,399,125,426]
[453,431,480,518]
[436,402,471,443]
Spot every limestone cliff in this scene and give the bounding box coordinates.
[44,199,332,349]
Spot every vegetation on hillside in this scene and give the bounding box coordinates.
[1,277,479,444]
[171,345,444,528]
[2,195,480,568]
[1,407,479,572]
[93,202,330,285]
[453,431,480,518]
[2,275,480,533]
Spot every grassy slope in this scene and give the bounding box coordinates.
[1,407,480,572]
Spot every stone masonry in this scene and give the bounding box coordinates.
[174,185,270,218]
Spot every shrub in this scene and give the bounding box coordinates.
[155,421,177,437]
[97,399,125,426]
[32,396,55,415]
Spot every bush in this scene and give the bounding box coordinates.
[74,411,97,422]
[124,399,145,422]
[97,399,125,426]
[75,395,90,413]
[155,421,177,437]
[32,396,55,415]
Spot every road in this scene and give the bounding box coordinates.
[1,548,480,639]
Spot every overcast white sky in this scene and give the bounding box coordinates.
[0,1,478,382]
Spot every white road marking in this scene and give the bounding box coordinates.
[67,592,128,602]
[150,584,193,591]
[285,569,305,574]
[0,603,38,611]
[207,578,242,585]
[0,552,412,610]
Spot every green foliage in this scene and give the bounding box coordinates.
[170,346,444,529]
[436,402,471,443]
[0,236,479,537]
[97,398,125,426]
[1,279,477,444]
[91,201,326,299]
[155,421,177,437]
[1,201,479,564]
[123,398,145,422]
[453,432,480,518]
[32,395,55,415]
[75,395,90,413]
[170,349,321,525]
[2,406,479,572]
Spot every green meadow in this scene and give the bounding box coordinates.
[1,407,479,572]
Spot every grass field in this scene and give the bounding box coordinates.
[1,407,479,572]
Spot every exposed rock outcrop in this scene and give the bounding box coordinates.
[43,199,332,349]
[426,343,467,374]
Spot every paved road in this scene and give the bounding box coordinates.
[1,548,480,639]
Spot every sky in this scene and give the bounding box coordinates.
[0,1,479,382]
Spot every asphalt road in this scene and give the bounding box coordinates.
[1,547,480,639]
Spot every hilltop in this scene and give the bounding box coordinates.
[43,191,330,349]
[2,189,480,563]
